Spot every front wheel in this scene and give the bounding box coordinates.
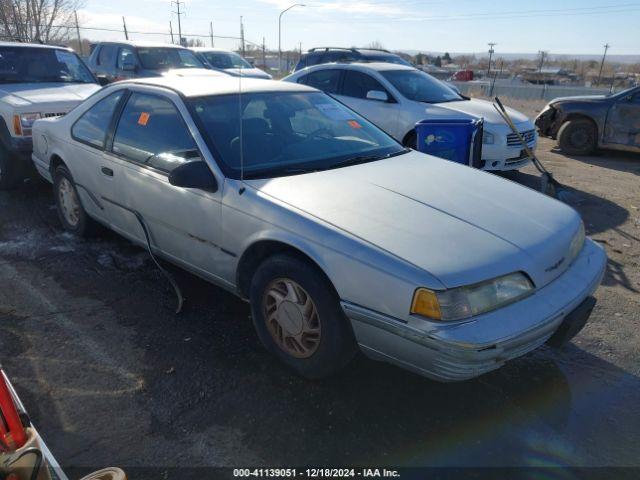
[249,254,357,379]
[557,119,597,155]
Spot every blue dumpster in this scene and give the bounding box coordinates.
[415,118,483,167]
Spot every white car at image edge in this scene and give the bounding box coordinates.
[284,62,537,171]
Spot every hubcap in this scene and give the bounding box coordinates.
[58,178,81,227]
[263,279,321,358]
[570,129,590,148]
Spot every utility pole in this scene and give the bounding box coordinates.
[171,0,184,46]
[74,11,83,56]
[169,21,174,44]
[240,16,245,56]
[209,21,214,47]
[597,43,610,86]
[487,42,496,77]
[262,37,266,69]
[122,16,129,40]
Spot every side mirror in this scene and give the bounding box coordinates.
[122,61,137,72]
[97,76,110,86]
[366,90,389,102]
[169,161,218,192]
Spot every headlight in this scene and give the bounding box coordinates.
[568,221,585,265]
[13,113,41,136]
[482,130,495,145]
[411,272,534,322]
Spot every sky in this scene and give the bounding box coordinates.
[77,0,640,56]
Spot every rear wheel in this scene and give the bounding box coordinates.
[53,165,97,237]
[0,144,23,190]
[249,254,357,379]
[557,119,597,155]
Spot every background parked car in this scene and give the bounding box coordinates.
[294,47,412,72]
[191,48,272,79]
[87,41,207,84]
[0,42,100,189]
[535,86,640,155]
[284,62,537,171]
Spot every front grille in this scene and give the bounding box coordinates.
[507,129,536,147]
[43,112,66,118]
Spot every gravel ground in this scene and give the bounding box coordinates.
[0,110,639,476]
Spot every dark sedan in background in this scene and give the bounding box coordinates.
[535,86,640,155]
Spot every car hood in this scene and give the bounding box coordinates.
[435,98,530,125]
[0,83,100,107]
[223,67,272,79]
[550,95,608,104]
[162,68,227,78]
[247,151,580,289]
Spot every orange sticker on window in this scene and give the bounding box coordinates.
[348,120,362,129]
[138,112,150,126]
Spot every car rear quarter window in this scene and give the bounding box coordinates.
[98,45,117,66]
[112,93,199,173]
[341,70,388,99]
[304,69,342,94]
[72,91,125,148]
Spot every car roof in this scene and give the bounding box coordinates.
[116,76,315,97]
[299,62,415,73]
[94,40,187,49]
[0,41,73,51]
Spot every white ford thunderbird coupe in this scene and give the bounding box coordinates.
[31,77,606,381]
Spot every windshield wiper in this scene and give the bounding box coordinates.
[330,148,410,169]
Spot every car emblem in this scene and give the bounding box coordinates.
[545,257,565,272]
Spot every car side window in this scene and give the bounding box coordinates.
[304,70,341,95]
[112,92,200,173]
[304,53,323,67]
[117,47,136,70]
[341,70,388,100]
[71,91,125,149]
[98,45,116,66]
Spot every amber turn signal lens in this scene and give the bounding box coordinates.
[12,115,22,136]
[411,288,442,320]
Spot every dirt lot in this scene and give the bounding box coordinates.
[1,102,639,475]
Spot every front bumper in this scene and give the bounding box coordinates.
[343,239,607,382]
[481,141,537,171]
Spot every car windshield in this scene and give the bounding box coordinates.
[137,48,204,70]
[190,91,406,179]
[382,69,463,103]
[0,47,95,84]
[201,51,252,69]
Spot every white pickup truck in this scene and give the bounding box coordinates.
[0,42,100,189]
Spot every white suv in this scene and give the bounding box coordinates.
[284,63,537,171]
[0,42,100,189]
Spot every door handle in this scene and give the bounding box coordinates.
[101,166,114,177]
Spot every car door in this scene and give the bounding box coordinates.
[114,46,139,81]
[94,44,118,82]
[604,89,640,148]
[69,89,127,225]
[333,70,400,138]
[105,89,225,280]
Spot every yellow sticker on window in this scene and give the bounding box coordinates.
[138,112,150,126]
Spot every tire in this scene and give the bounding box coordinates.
[249,254,357,379]
[53,165,98,237]
[403,131,417,150]
[0,144,23,190]
[557,119,597,156]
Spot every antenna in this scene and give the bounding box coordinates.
[238,55,244,184]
